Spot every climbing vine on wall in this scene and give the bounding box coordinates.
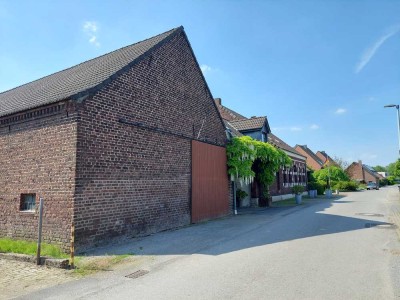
[226,136,292,188]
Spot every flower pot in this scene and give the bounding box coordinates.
[240,198,250,208]
[295,194,302,204]
[325,189,332,198]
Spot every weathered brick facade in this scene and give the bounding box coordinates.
[0,103,78,251]
[0,28,228,252]
[294,145,323,171]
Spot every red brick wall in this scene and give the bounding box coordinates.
[74,31,227,249]
[364,171,378,184]
[347,163,364,182]
[0,103,77,251]
[294,146,322,171]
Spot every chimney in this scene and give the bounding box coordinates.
[214,98,221,105]
[251,116,257,119]
[358,160,362,165]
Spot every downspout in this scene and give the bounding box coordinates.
[233,181,237,215]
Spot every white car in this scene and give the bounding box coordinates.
[366,182,379,190]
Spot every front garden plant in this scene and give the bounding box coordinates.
[226,136,292,205]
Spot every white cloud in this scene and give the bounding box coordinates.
[355,24,400,74]
[290,126,302,132]
[83,21,100,47]
[200,64,213,74]
[335,108,347,115]
[310,124,319,130]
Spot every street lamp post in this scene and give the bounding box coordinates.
[384,104,400,158]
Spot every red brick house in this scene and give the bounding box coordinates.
[294,145,324,171]
[346,161,380,185]
[0,27,230,252]
[315,151,338,167]
[215,99,307,205]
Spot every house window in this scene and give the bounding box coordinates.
[20,194,36,211]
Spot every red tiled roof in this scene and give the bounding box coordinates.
[0,27,182,117]
[229,117,267,131]
[268,133,305,159]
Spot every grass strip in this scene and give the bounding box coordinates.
[0,238,67,258]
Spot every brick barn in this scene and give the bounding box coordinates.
[0,27,230,252]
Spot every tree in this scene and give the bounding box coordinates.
[373,165,387,172]
[332,156,350,171]
[394,159,400,178]
[387,162,397,176]
[313,166,349,188]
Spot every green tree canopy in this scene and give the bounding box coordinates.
[387,161,398,176]
[394,160,400,178]
[373,165,387,172]
[312,166,349,187]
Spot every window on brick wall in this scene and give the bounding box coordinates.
[20,194,36,211]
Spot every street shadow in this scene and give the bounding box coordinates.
[85,197,394,257]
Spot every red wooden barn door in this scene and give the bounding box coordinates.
[191,140,229,223]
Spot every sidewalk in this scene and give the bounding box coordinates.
[0,259,76,300]
[2,197,325,300]
[86,199,322,258]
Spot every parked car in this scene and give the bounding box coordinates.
[366,182,379,190]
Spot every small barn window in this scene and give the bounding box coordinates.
[20,194,36,211]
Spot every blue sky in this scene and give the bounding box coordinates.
[0,0,399,167]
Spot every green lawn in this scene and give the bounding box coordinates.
[0,238,67,258]
[0,237,134,275]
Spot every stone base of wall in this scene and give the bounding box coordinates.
[0,253,69,269]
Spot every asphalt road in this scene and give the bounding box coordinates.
[22,186,400,300]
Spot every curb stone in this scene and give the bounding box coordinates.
[0,252,70,269]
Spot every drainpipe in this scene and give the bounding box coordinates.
[233,181,237,215]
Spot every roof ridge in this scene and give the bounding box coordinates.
[297,145,323,165]
[218,105,246,120]
[230,116,266,122]
[268,133,306,158]
[0,27,181,97]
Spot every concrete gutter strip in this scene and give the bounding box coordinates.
[0,253,69,269]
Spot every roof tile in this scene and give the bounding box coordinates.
[229,117,267,131]
[0,27,181,117]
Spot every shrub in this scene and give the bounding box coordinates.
[307,182,318,190]
[236,189,248,201]
[333,180,358,191]
[292,185,305,194]
[387,176,396,185]
[313,166,349,186]
[315,182,325,195]
[379,178,388,187]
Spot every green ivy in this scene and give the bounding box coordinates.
[226,136,292,189]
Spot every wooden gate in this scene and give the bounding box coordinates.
[191,140,229,223]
